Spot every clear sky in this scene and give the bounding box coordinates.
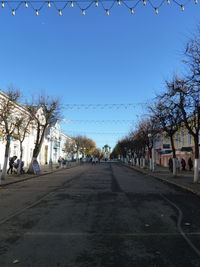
[0,0,199,150]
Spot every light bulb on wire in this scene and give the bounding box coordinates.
[117,0,121,6]
[95,0,99,7]
[12,9,15,15]
[70,1,74,7]
[130,7,134,14]
[58,9,62,15]
[166,0,170,4]
[154,7,158,14]
[35,9,39,15]
[194,0,198,4]
[82,8,86,15]
[48,1,51,7]
[1,1,5,7]
[180,4,184,11]
[143,0,147,6]
[24,1,28,8]
[106,8,110,15]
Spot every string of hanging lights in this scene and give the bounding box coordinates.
[67,130,127,135]
[0,0,198,16]
[63,119,134,123]
[63,103,141,109]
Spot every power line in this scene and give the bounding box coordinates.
[63,119,134,124]
[0,0,196,16]
[67,130,127,135]
[63,103,142,109]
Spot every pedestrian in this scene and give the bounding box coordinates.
[58,156,62,168]
[176,158,180,173]
[7,156,17,174]
[168,158,173,172]
[181,158,186,171]
[92,157,95,165]
[14,159,25,174]
[188,157,193,171]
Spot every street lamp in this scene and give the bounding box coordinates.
[148,133,155,171]
[124,147,127,163]
[47,134,53,170]
[48,128,56,170]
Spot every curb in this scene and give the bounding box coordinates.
[122,163,200,197]
[0,163,81,188]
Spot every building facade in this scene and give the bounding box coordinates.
[0,91,73,170]
[154,129,200,168]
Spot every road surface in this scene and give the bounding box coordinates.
[1,162,200,266]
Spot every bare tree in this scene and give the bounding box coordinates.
[168,77,200,182]
[15,114,33,174]
[149,90,183,176]
[182,29,200,182]
[136,118,160,170]
[0,88,21,180]
[27,95,61,173]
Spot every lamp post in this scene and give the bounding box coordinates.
[48,132,54,170]
[148,133,155,171]
[124,147,127,163]
[128,149,131,164]
[49,136,53,170]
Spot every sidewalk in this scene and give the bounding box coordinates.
[124,163,200,196]
[0,161,81,187]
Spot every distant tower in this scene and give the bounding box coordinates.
[102,144,111,160]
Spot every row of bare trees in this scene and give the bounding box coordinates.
[0,88,61,180]
[0,88,100,181]
[112,27,200,183]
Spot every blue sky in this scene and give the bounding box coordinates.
[0,0,199,149]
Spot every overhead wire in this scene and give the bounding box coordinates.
[63,119,134,124]
[63,103,142,109]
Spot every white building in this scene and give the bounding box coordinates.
[0,91,74,170]
[44,121,74,165]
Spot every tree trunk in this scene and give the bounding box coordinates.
[193,138,199,183]
[27,129,46,173]
[0,138,11,181]
[27,157,38,174]
[27,145,41,174]
[170,135,177,177]
[172,158,177,177]
[149,147,152,170]
[149,158,152,170]
[142,158,146,168]
[17,142,23,175]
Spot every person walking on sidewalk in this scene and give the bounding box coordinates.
[181,158,186,171]
[7,156,17,174]
[188,157,193,171]
[176,158,180,173]
[92,157,96,165]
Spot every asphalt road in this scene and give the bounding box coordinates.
[1,162,200,267]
